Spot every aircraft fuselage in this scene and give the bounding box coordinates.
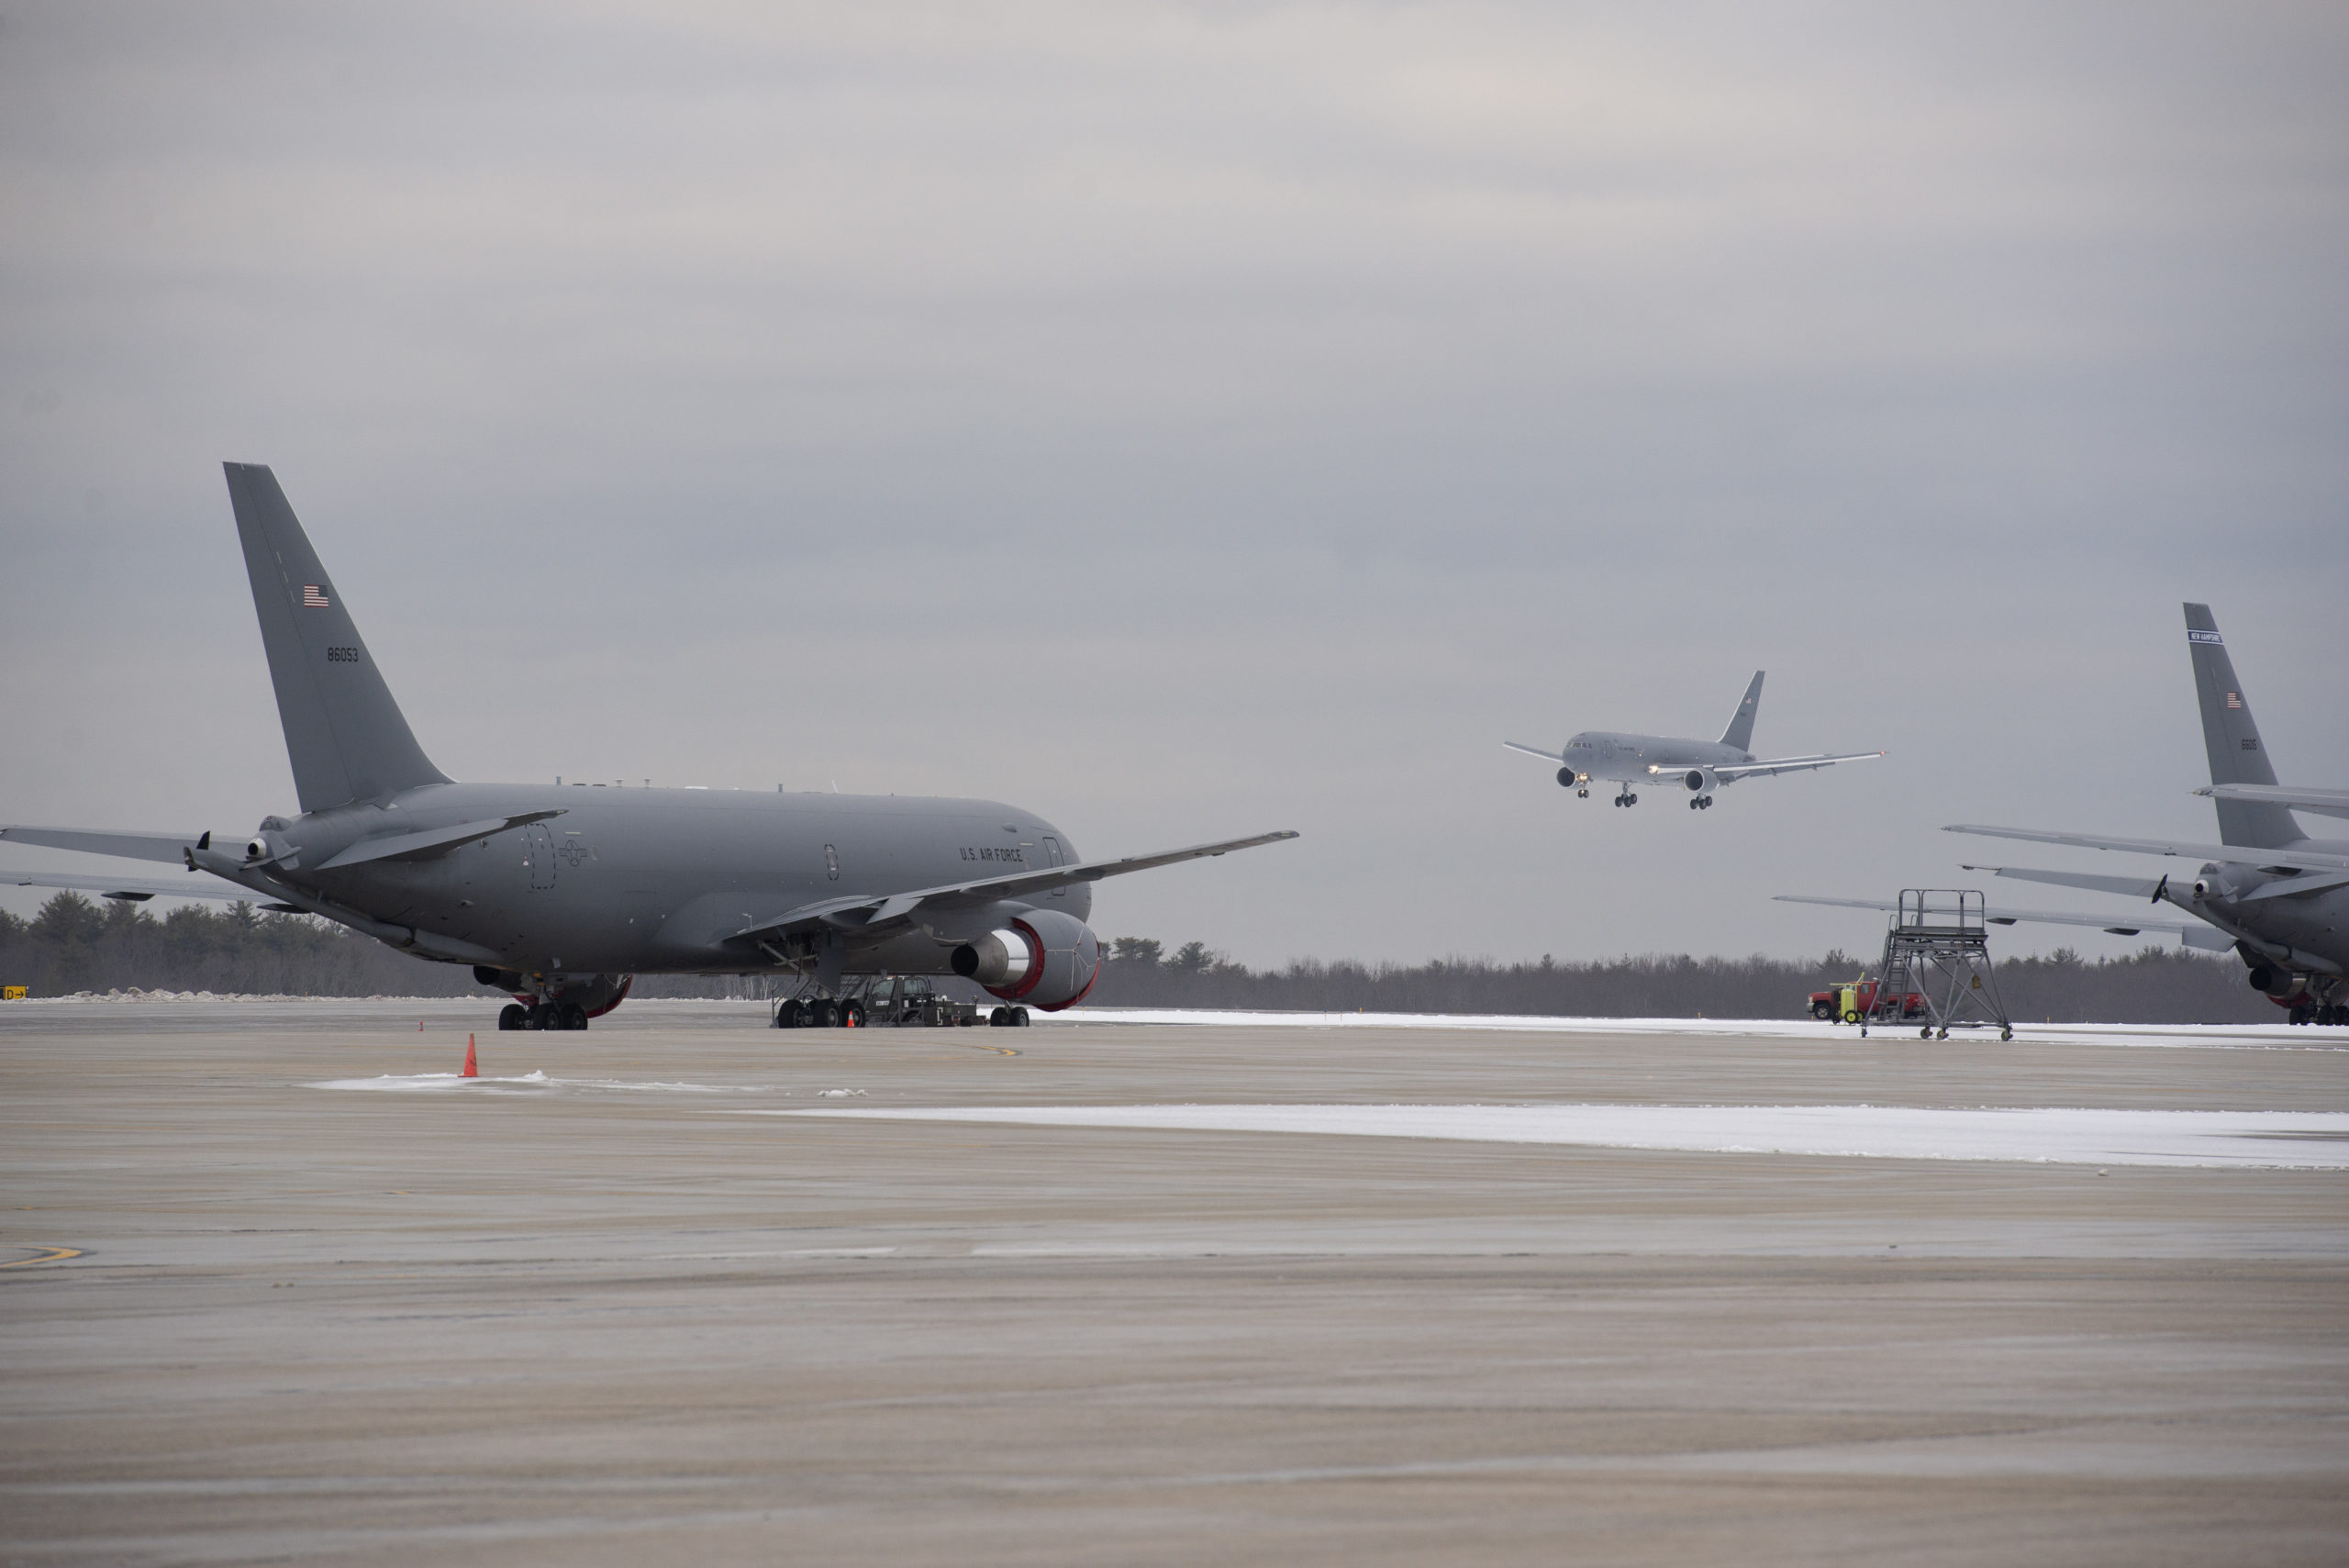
[203,783,1089,978]
[1561,731,1754,791]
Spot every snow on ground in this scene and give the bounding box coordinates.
[783,1102,2349,1169]
[1051,1007,2332,1049]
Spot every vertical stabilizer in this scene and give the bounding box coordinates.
[2183,603,2295,849]
[1718,671,1765,751]
[224,463,450,812]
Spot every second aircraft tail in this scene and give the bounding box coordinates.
[2184,603,2297,850]
[1718,672,1764,752]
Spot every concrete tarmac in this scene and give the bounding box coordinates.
[2,999,2345,1565]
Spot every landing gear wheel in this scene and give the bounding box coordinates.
[498,1003,525,1031]
[560,1003,589,1031]
[1012,1006,1031,1027]
[1577,788,1589,797]
[841,1000,866,1029]
[1629,793,1638,806]
[808,999,840,1029]
[1689,799,1699,810]
[989,1006,1009,1027]
[774,999,802,1029]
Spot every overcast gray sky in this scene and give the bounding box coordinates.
[3,2,2344,966]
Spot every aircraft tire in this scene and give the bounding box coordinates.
[808,1000,839,1029]
[774,999,800,1029]
[1012,1006,1030,1028]
[498,1003,525,1031]
[1629,793,1637,806]
[560,1003,589,1031]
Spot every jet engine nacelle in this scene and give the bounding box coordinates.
[952,909,1101,1011]
[495,971,633,1017]
[1681,768,1719,796]
[2243,963,2312,1005]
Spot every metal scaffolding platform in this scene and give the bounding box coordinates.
[1863,889,2013,1040]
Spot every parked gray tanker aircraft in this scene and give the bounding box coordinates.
[0,464,1297,1030]
[1787,606,2345,1025]
[1940,604,2348,1024]
[1505,672,1883,808]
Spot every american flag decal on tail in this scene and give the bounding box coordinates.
[302,584,329,608]
[2227,692,2243,709]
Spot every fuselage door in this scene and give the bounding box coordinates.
[526,822,557,891]
[1041,835,1066,896]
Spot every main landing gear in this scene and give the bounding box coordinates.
[774,997,866,1029]
[1687,796,1714,810]
[498,1002,588,1031]
[1612,791,1638,807]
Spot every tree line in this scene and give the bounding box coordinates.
[0,892,2277,1023]
[1088,936,2277,1025]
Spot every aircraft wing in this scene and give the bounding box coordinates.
[1774,895,2232,949]
[733,829,1302,941]
[5,870,262,905]
[0,826,205,863]
[1944,825,2349,873]
[2197,784,2349,821]
[1503,742,1566,763]
[1713,751,1884,781]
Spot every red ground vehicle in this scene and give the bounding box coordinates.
[1809,977,1927,1023]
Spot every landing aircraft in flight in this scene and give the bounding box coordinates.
[1505,672,1883,809]
[0,465,1297,1030]
[1943,604,2348,1024]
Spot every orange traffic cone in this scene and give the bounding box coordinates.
[462,1033,478,1078]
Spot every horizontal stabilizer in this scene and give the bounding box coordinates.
[1945,824,2349,874]
[314,811,563,870]
[0,826,203,863]
[5,870,256,904]
[735,828,1301,942]
[1957,865,2166,900]
[2197,784,2349,822]
[2237,869,2349,904]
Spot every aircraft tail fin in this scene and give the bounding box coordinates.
[1718,671,1764,751]
[2184,603,2295,850]
[224,463,451,813]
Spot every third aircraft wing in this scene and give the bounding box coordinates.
[1944,824,2349,874]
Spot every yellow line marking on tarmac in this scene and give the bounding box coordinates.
[0,1246,83,1270]
[952,1041,1020,1057]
